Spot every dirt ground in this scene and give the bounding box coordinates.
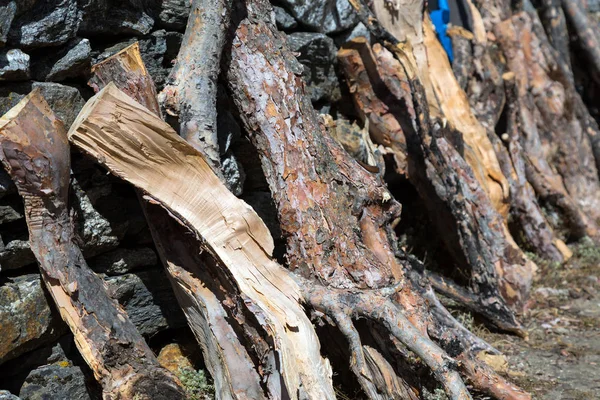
[476,240,600,399]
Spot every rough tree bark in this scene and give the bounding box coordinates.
[68,83,336,400]
[159,0,232,172]
[87,43,269,400]
[0,90,185,400]
[447,0,571,262]
[336,37,537,322]
[225,0,530,398]
[454,1,597,247]
[496,10,600,233]
[347,1,536,313]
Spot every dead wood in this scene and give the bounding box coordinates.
[0,90,185,400]
[159,0,232,172]
[446,1,570,262]
[337,35,534,315]
[561,0,600,84]
[494,11,600,237]
[89,43,163,118]
[88,43,268,400]
[224,0,531,398]
[68,83,336,400]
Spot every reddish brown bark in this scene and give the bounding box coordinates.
[494,11,600,239]
[224,0,531,398]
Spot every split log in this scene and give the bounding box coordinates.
[352,0,536,309]
[68,83,336,400]
[0,90,185,400]
[89,43,162,118]
[225,0,530,398]
[371,0,511,217]
[159,0,232,172]
[88,43,268,400]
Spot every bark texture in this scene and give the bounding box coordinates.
[68,83,336,400]
[0,90,185,400]
[87,44,268,400]
[159,0,232,171]
[225,0,531,398]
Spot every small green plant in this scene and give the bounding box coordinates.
[454,311,475,331]
[422,387,448,400]
[573,237,600,267]
[178,367,215,400]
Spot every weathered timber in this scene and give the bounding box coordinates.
[494,11,600,237]
[350,0,536,309]
[536,0,572,73]
[0,90,185,400]
[337,35,534,312]
[447,1,569,262]
[335,37,408,176]
[562,0,600,84]
[68,83,336,400]
[225,0,530,398]
[89,43,162,118]
[371,0,511,217]
[88,45,267,400]
[159,0,232,172]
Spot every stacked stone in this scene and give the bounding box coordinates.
[0,0,366,397]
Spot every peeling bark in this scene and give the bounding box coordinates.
[224,0,530,398]
[0,90,185,400]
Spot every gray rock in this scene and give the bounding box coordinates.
[88,247,158,275]
[8,0,79,48]
[222,153,245,197]
[0,269,184,366]
[0,390,20,400]
[274,6,297,30]
[31,82,86,128]
[156,0,190,30]
[0,82,28,115]
[33,38,91,82]
[0,274,65,364]
[139,30,182,91]
[0,169,15,198]
[0,240,35,271]
[0,49,29,81]
[106,270,186,336]
[0,82,85,128]
[0,1,17,47]
[286,32,340,103]
[78,0,154,36]
[19,363,92,400]
[333,22,371,47]
[0,196,23,224]
[278,0,358,34]
[71,177,121,257]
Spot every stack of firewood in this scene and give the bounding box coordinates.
[1,0,598,399]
